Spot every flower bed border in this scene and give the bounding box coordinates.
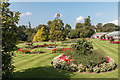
[51,54,117,73]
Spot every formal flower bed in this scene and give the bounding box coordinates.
[51,54,117,73]
[51,39,117,73]
[24,44,57,49]
[52,48,72,53]
[17,48,46,54]
[17,48,30,53]
[109,41,120,44]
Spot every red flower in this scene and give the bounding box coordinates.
[62,54,65,56]
[105,56,111,62]
[17,49,21,51]
[52,49,56,51]
[64,59,69,61]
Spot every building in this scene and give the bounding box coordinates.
[106,31,120,40]
[91,32,107,39]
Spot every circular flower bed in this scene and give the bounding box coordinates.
[51,39,117,73]
[51,54,117,73]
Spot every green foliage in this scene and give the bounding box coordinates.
[64,49,108,68]
[64,24,71,37]
[68,29,79,39]
[102,23,116,32]
[74,16,95,38]
[33,27,48,42]
[16,25,28,41]
[72,39,93,55]
[25,28,36,41]
[1,2,20,79]
[49,19,65,41]
[96,23,103,32]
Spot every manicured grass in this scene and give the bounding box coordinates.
[12,39,118,78]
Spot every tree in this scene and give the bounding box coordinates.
[96,23,102,32]
[17,25,28,41]
[64,24,71,37]
[25,28,36,41]
[102,23,116,32]
[47,20,52,26]
[68,29,79,39]
[75,23,83,30]
[36,24,49,32]
[28,21,31,28]
[1,2,20,79]
[80,16,94,38]
[49,19,65,41]
[33,27,48,42]
[55,13,61,20]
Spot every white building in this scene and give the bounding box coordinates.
[91,32,107,39]
[106,31,120,39]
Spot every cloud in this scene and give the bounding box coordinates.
[95,12,103,17]
[104,20,118,25]
[76,16,84,23]
[20,12,32,17]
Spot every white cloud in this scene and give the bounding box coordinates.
[76,16,84,23]
[104,20,118,25]
[20,12,32,17]
[95,12,103,17]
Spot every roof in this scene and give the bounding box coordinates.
[106,31,120,36]
[92,32,107,37]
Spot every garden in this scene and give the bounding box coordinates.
[1,2,119,79]
[11,39,118,78]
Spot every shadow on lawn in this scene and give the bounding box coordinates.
[12,66,75,80]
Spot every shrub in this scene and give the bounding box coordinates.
[71,38,93,55]
[64,48,108,67]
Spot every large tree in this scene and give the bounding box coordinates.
[80,16,94,38]
[68,29,79,39]
[25,28,36,41]
[17,25,28,41]
[33,27,48,42]
[102,23,116,32]
[49,19,65,41]
[1,2,20,79]
[75,23,83,30]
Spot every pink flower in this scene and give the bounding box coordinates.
[57,58,60,60]
[107,58,111,62]
[61,56,66,60]
[68,60,70,63]
[105,56,111,62]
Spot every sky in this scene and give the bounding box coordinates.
[9,2,118,29]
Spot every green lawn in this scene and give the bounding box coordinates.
[12,39,118,78]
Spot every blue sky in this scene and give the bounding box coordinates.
[9,2,118,28]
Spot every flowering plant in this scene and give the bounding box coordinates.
[17,48,30,53]
[109,41,120,44]
[51,54,117,73]
[52,48,72,53]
